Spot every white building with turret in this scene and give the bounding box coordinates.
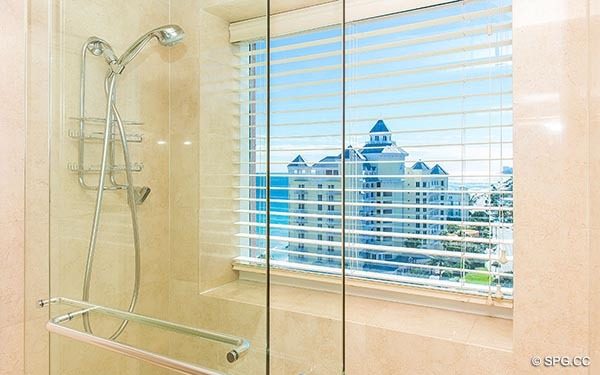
[287,120,452,272]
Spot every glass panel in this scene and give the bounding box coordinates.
[267,0,344,373]
[344,0,513,371]
[344,0,513,298]
[49,1,267,374]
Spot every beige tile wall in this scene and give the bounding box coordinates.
[590,0,600,367]
[25,0,51,374]
[513,0,594,373]
[1,0,27,374]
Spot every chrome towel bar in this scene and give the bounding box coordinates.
[40,297,250,374]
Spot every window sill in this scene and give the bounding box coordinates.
[207,268,513,352]
[233,257,512,319]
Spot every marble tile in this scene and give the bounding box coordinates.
[0,1,27,372]
[513,0,593,372]
[0,220,25,330]
[0,323,25,375]
[24,317,49,375]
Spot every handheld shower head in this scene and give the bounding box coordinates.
[154,25,185,47]
[116,24,185,72]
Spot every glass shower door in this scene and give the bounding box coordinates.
[266,1,345,373]
[47,1,267,374]
[343,1,513,373]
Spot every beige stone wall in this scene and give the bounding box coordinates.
[589,0,600,367]
[0,0,27,374]
[25,0,51,374]
[512,0,594,373]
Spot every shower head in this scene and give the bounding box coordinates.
[154,25,185,47]
[86,37,119,65]
[115,25,185,72]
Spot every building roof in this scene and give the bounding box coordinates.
[313,155,339,169]
[412,161,430,170]
[361,120,408,156]
[344,145,367,160]
[370,119,390,133]
[288,154,307,167]
[361,144,407,155]
[312,146,369,169]
[430,164,448,175]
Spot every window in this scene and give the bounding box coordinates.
[237,0,513,300]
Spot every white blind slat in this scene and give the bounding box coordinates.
[236,0,513,298]
[236,209,513,229]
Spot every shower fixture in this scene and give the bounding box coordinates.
[117,25,185,68]
[78,25,184,340]
[88,25,185,75]
[134,186,152,205]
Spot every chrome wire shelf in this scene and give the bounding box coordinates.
[39,297,250,374]
[68,162,144,174]
[68,129,143,143]
[69,116,144,126]
[68,115,145,189]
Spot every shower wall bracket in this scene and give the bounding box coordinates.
[72,38,146,191]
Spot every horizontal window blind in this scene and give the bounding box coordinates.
[236,0,513,299]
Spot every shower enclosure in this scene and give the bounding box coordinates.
[45,0,512,374]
